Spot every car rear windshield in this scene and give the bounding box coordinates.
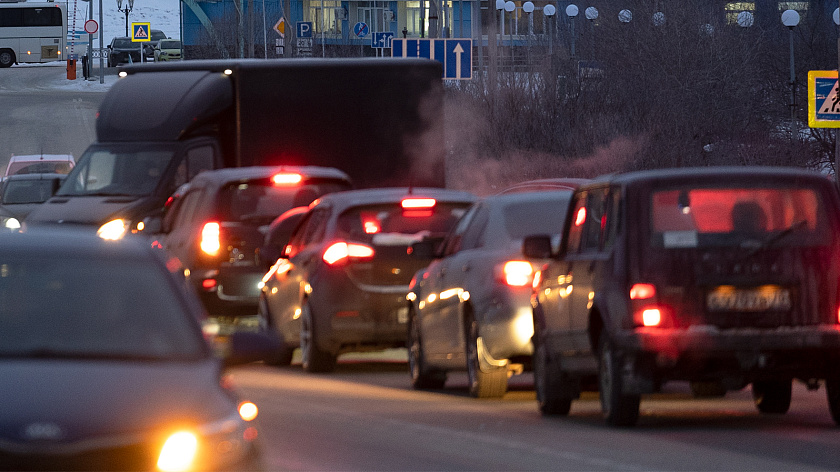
[2,179,57,204]
[336,202,469,245]
[649,186,834,248]
[0,256,206,361]
[502,196,571,240]
[219,180,350,223]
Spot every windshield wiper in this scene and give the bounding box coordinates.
[737,219,808,261]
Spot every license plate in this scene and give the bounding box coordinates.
[396,307,409,324]
[706,285,792,312]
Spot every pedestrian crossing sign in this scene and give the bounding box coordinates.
[131,22,151,42]
[808,70,840,128]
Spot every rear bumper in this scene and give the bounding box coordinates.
[193,267,264,317]
[612,325,840,391]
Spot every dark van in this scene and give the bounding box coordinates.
[525,166,840,426]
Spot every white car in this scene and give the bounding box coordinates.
[4,154,74,177]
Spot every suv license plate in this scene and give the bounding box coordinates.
[706,286,792,312]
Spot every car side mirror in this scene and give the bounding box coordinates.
[522,235,554,259]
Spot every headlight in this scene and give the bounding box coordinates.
[97,218,128,240]
[156,410,258,472]
[0,217,20,231]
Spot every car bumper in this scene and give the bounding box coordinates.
[478,292,535,361]
[613,325,840,390]
[193,267,264,317]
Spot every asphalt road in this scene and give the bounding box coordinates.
[232,351,840,471]
[0,64,105,167]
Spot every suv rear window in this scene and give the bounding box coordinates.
[336,202,468,242]
[650,187,832,248]
[219,181,349,223]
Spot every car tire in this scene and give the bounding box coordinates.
[752,380,792,414]
[258,295,294,366]
[408,310,447,390]
[598,336,640,426]
[0,49,14,68]
[689,380,727,398]
[299,300,336,373]
[465,317,507,399]
[826,375,840,425]
[533,329,573,415]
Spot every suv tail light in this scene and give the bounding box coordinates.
[499,260,534,287]
[630,283,669,327]
[200,222,221,256]
[630,283,656,300]
[323,241,375,265]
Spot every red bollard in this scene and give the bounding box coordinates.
[66,59,76,80]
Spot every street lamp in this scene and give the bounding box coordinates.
[496,0,505,47]
[116,0,133,37]
[618,9,632,24]
[585,6,597,60]
[782,9,800,122]
[543,4,555,54]
[566,4,578,59]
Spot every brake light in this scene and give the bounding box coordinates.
[202,278,217,290]
[272,173,303,185]
[200,222,221,256]
[401,198,436,209]
[837,306,840,324]
[502,261,534,287]
[323,242,375,265]
[574,207,586,226]
[641,308,662,327]
[630,283,656,300]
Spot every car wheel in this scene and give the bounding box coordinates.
[258,295,294,367]
[465,317,507,399]
[299,300,336,373]
[826,375,840,425]
[533,330,572,415]
[0,49,14,68]
[752,380,792,414]
[689,380,727,398]
[408,310,446,389]
[598,336,640,426]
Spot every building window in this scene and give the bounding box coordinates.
[724,2,755,26]
[309,0,342,35]
[777,2,809,16]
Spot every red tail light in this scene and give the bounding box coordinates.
[574,207,586,226]
[401,198,436,209]
[202,278,217,290]
[200,222,221,256]
[323,242,375,265]
[272,173,303,185]
[630,283,656,300]
[501,260,534,287]
[640,308,662,327]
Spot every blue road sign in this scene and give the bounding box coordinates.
[372,32,394,48]
[391,38,472,80]
[353,22,369,38]
[297,22,312,38]
[131,22,150,42]
[815,76,840,122]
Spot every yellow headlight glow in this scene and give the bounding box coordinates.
[157,431,198,472]
[97,219,127,240]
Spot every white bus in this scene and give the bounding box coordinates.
[0,1,66,68]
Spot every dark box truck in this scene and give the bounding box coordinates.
[26,58,445,236]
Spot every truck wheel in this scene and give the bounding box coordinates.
[408,310,447,389]
[752,380,792,414]
[0,49,14,68]
[826,375,840,424]
[598,336,640,426]
[466,317,507,398]
[533,331,572,415]
[299,301,336,373]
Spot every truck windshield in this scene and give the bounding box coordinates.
[57,148,175,197]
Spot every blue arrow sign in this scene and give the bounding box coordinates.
[391,38,472,80]
[372,32,394,48]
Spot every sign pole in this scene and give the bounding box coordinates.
[98,0,103,83]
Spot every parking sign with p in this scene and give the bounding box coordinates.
[297,22,312,38]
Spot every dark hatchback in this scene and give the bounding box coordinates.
[0,173,66,222]
[107,36,142,67]
[0,228,277,470]
[525,166,840,426]
[259,187,476,372]
[160,166,352,329]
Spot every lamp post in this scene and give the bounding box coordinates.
[116,0,133,37]
[496,0,504,48]
[543,4,555,54]
[566,4,578,59]
[782,9,800,122]
[584,6,597,61]
[505,0,514,65]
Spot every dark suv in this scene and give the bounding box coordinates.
[107,36,142,67]
[524,166,840,426]
[160,166,352,331]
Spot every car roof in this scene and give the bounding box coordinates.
[8,154,74,164]
[583,166,833,188]
[498,178,590,194]
[0,228,162,261]
[188,165,352,187]
[479,188,574,207]
[312,187,476,213]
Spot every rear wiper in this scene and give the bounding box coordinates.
[738,219,808,260]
